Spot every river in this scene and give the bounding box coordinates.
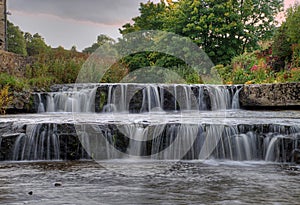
[0,160,299,204]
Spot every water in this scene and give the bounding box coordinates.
[1,110,300,162]
[1,83,300,204]
[36,84,240,113]
[12,124,60,161]
[0,160,299,204]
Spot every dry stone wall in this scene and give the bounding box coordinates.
[0,50,32,77]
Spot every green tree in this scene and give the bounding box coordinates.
[119,1,167,35]
[25,33,50,56]
[285,4,300,44]
[7,21,27,56]
[164,0,283,64]
[120,0,283,65]
[272,23,292,61]
[82,34,115,54]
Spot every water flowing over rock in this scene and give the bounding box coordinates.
[35,83,241,113]
[1,83,300,164]
[0,116,299,162]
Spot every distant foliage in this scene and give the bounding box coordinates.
[82,34,115,54]
[24,33,51,56]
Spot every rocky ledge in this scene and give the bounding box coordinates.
[239,83,300,109]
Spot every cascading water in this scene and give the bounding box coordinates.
[7,120,298,162]
[1,83,300,163]
[35,84,240,113]
[37,86,98,113]
[37,93,45,113]
[12,124,60,161]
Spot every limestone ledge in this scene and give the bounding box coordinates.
[239,83,300,108]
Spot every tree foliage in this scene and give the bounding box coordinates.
[120,1,167,35]
[285,4,300,44]
[7,21,27,56]
[121,0,283,65]
[83,34,115,54]
[272,23,292,61]
[272,4,300,68]
[25,33,50,56]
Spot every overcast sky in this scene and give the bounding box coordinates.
[7,0,297,51]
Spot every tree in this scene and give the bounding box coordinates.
[272,23,292,62]
[120,0,283,65]
[164,0,283,64]
[82,34,115,54]
[7,21,27,56]
[285,4,300,44]
[25,33,50,56]
[119,1,167,35]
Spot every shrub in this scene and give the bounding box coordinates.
[0,86,13,114]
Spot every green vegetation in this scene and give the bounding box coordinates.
[120,0,282,65]
[217,3,300,85]
[2,1,300,95]
[7,21,27,56]
[82,34,115,54]
[0,86,13,114]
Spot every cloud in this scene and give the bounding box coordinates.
[8,0,146,25]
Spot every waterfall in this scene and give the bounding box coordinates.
[3,121,299,162]
[35,84,241,113]
[232,87,242,109]
[123,125,148,157]
[140,85,162,112]
[3,83,298,163]
[13,124,60,161]
[37,94,45,113]
[40,86,98,112]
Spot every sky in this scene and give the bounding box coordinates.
[7,0,299,51]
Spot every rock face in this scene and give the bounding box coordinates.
[239,83,300,109]
[5,91,35,114]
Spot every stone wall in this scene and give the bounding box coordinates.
[0,0,6,50]
[0,51,34,113]
[0,50,32,77]
[239,83,300,108]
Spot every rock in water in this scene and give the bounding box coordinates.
[54,182,62,187]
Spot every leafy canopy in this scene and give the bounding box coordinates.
[121,0,283,65]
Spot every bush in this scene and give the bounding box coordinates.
[0,73,28,91]
[0,86,13,114]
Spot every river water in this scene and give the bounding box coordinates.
[1,110,300,204]
[0,160,299,204]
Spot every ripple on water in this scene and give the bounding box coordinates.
[0,160,299,204]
